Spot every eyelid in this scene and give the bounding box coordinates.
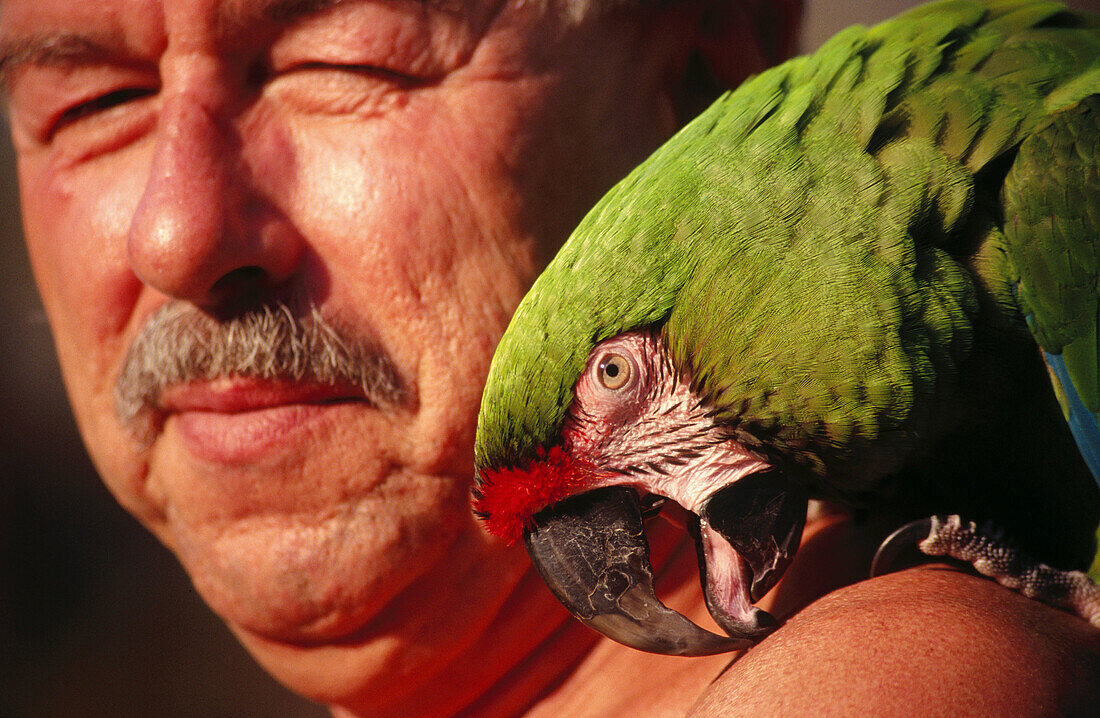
[39,78,159,148]
[275,60,423,84]
[6,58,159,144]
[267,50,444,86]
[51,86,158,135]
[266,5,462,83]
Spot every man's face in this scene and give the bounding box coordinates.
[3,0,688,703]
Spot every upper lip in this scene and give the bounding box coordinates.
[158,377,368,414]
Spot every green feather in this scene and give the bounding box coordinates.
[477,0,1099,466]
[475,0,1100,567]
[1002,96,1100,410]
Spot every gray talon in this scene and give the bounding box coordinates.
[870,517,935,577]
[873,515,1100,628]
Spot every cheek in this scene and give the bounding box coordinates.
[286,101,543,468]
[17,146,160,524]
[19,149,148,402]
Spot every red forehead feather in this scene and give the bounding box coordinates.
[473,445,597,545]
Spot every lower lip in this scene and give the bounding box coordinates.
[171,402,352,465]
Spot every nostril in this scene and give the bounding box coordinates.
[206,265,268,315]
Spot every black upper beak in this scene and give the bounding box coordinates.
[523,486,754,656]
[522,470,808,656]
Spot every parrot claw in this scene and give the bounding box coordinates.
[869,517,935,577]
[524,486,755,656]
[871,515,1100,628]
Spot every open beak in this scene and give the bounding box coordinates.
[523,472,807,656]
[695,468,807,636]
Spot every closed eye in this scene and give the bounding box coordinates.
[290,62,426,86]
[53,86,157,136]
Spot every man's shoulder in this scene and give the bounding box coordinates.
[691,564,1100,717]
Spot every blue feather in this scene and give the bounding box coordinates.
[1044,351,1100,488]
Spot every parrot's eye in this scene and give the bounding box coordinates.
[597,353,632,390]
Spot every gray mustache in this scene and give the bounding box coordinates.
[114,302,405,437]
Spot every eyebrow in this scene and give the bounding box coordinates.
[224,0,438,31]
[224,0,350,27]
[0,32,113,88]
[0,0,436,88]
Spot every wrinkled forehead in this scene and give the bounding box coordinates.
[0,0,583,33]
[0,1,159,75]
[0,0,525,72]
[0,0,484,27]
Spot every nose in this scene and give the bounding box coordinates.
[127,89,301,311]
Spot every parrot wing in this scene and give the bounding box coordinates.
[1000,95,1100,582]
[1001,95,1100,486]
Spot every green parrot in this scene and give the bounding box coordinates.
[473,0,1100,656]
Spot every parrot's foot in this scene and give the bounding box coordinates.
[872,515,1100,629]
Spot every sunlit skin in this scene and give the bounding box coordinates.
[6,0,1100,716]
[1,0,729,712]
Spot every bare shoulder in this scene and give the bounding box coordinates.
[690,565,1100,717]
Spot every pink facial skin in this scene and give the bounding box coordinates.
[3,0,701,710]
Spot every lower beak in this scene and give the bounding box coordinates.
[523,486,754,656]
[697,468,807,635]
[522,471,807,656]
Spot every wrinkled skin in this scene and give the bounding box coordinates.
[2,0,716,712]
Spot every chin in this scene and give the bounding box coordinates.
[168,483,465,643]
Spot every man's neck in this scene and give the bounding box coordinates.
[334,505,884,718]
[520,506,886,718]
